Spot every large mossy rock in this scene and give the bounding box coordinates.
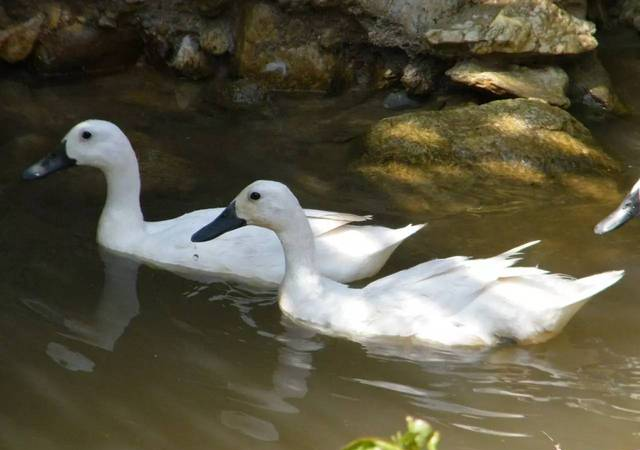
[361,99,619,212]
[366,99,616,176]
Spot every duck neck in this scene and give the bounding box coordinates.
[276,209,322,308]
[97,160,145,250]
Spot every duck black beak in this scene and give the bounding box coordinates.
[22,140,77,180]
[191,201,247,242]
[594,188,640,235]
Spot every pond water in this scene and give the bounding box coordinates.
[2,32,640,450]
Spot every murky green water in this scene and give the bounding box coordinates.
[3,32,640,450]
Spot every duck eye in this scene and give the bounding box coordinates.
[81,131,92,140]
[250,192,261,201]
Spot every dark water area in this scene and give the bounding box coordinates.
[2,31,640,450]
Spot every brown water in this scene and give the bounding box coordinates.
[2,32,640,450]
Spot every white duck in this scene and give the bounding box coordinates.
[594,178,640,235]
[22,120,423,285]
[192,180,624,346]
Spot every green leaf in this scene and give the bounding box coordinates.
[342,438,401,450]
[341,417,440,450]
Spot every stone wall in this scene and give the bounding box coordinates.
[0,0,629,112]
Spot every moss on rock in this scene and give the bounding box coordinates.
[365,98,617,178]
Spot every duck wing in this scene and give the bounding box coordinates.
[146,208,370,238]
[363,241,541,318]
[303,209,371,235]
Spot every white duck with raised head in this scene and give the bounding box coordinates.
[23,120,423,285]
[192,180,624,346]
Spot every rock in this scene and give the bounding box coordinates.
[284,0,597,57]
[354,0,457,53]
[565,52,628,114]
[400,57,442,96]
[556,0,587,18]
[200,19,233,55]
[365,98,618,181]
[383,90,421,110]
[236,2,359,91]
[618,0,640,30]
[447,59,570,108]
[33,22,142,76]
[190,0,231,17]
[360,98,621,212]
[170,34,214,78]
[0,14,44,63]
[207,78,271,110]
[425,0,597,56]
[369,49,408,90]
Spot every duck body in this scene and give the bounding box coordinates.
[278,242,621,346]
[23,120,423,285]
[105,205,422,284]
[192,180,624,346]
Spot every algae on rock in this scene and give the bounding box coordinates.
[366,99,616,176]
[361,99,620,213]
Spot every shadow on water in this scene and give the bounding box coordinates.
[2,29,640,450]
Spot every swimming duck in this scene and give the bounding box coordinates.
[22,120,423,285]
[594,179,640,235]
[192,180,624,346]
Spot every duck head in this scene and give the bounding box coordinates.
[192,180,301,242]
[594,179,640,235]
[22,120,135,180]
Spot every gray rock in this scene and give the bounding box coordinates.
[447,59,570,108]
[200,19,234,55]
[400,57,442,96]
[425,0,597,56]
[279,0,597,57]
[383,90,421,110]
[170,34,214,78]
[565,52,628,114]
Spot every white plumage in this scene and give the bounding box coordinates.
[23,120,424,285]
[193,180,624,346]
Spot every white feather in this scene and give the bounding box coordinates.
[222,181,624,346]
[29,120,424,286]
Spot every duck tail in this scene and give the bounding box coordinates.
[499,240,541,259]
[543,270,625,340]
[570,270,625,304]
[394,223,427,242]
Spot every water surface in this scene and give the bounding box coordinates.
[1,32,640,450]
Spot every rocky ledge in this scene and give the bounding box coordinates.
[0,1,617,91]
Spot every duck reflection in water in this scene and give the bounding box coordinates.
[23,249,140,371]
